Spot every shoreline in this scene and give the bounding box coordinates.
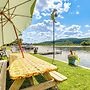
[34,45,90,48]
[36,46,90,69]
[56,46,90,48]
[56,59,90,70]
[43,55,90,70]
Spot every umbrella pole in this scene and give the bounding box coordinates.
[13,24,25,58]
[3,13,24,58]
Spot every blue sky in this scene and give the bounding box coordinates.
[22,0,90,43]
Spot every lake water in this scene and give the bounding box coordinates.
[37,46,90,68]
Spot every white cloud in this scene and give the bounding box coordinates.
[77,5,80,8]
[35,0,48,11]
[28,22,52,32]
[34,10,42,19]
[60,25,66,29]
[58,14,64,18]
[45,0,63,12]
[76,11,79,15]
[23,30,52,43]
[88,30,90,32]
[63,2,71,12]
[55,21,61,26]
[84,32,90,37]
[56,25,82,39]
[23,23,90,43]
[41,12,50,17]
[65,25,81,32]
[85,25,90,28]
[43,19,51,24]
[34,0,71,20]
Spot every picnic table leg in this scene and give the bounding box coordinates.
[9,78,25,90]
[29,76,34,86]
[43,72,53,80]
[43,72,58,90]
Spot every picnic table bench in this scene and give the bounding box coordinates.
[8,53,67,90]
[0,60,7,90]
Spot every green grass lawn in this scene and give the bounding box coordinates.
[6,53,90,90]
[31,54,90,90]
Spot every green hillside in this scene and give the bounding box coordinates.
[35,38,90,46]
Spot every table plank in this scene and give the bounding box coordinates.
[9,58,40,79]
[25,55,57,73]
[9,53,57,80]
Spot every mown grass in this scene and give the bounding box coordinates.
[31,53,90,90]
[6,53,90,90]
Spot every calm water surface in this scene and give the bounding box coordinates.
[37,46,90,68]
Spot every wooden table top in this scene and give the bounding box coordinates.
[9,53,57,80]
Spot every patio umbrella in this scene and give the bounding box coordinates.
[0,0,36,57]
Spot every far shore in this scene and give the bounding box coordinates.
[34,45,90,47]
[56,45,90,47]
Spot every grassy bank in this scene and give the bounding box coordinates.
[6,53,90,90]
[31,54,90,90]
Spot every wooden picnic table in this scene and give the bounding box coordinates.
[8,53,67,90]
[8,53,59,90]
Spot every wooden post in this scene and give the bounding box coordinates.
[29,77,34,86]
[9,78,25,90]
[43,72,57,90]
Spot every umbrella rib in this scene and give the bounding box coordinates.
[0,18,5,23]
[2,6,16,26]
[1,15,4,45]
[4,12,31,18]
[10,7,17,17]
[2,0,9,11]
[4,0,31,12]
[8,13,31,18]
[0,20,6,23]
[3,15,17,27]
[2,20,8,27]
[2,15,15,27]
[7,0,11,18]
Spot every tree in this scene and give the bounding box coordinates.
[80,41,90,46]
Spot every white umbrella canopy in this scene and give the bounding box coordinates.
[0,0,36,46]
[0,0,36,57]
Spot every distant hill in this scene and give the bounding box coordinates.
[36,38,90,46]
[55,38,90,44]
